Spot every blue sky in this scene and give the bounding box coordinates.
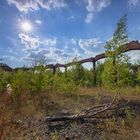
[0,0,140,68]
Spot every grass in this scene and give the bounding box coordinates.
[1,86,140,118]
[0,86,140,139]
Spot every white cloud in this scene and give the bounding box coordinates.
[128,0,140,8]
[19,33,40,50]
[71,38,77,45]
[67,16,75,20]
[38,0,66,10]
[19,33,57,51]
[7,0,39,12]
[18,35,105,64]
[3,55,17,61]
[18,33,66,63]
[41,38,57,47]
[86,0,94,12]
[52,48,63,55]
[79,38,101,49]
[85,0,111,23]
[72,47,81,58]
[96,0,111,12]
[35,20,42,24]
[22,49,55,64]
[23,47,72,64]
[7,0,66,12]
[79,38,104,55]
[7,47,18,55]
[85,12,94,23]
[125,51,140,64]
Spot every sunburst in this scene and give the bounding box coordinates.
[20,20,33,32]
[21,21,32,32]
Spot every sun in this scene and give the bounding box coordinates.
[20,21,33,32]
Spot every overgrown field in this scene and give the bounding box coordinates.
[0,63,140,139]
[0,15,140,139]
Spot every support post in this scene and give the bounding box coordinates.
[65,66,67,77]
[53,66,56,75]
[93,58,96,86]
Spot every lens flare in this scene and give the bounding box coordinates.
[20,21,33,32]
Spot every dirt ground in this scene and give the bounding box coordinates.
[0,88,140,140]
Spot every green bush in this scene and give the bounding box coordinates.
[0,70,11,92]
[10,71,28,97]
[137,68,140,85]
[50,74,78,94]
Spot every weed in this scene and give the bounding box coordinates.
[125,107,133,127]
[50,131,59,140]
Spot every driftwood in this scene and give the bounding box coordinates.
[45,93,128,122]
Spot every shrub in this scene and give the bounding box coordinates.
[0,70,11,92]
[50,74,78,94]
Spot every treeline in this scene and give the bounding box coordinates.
[0,60,140,92]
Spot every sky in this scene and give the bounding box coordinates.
[0,0,140,68]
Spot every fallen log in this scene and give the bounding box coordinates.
[45,92,127,122]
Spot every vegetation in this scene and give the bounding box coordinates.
[102,14,130,91]
[0,15,140,139]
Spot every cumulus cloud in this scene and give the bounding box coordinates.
[70,38,77,45]
[128,0,140,8]
[52,48,63,55]
[125,51,140,64]
[20,38,73,64]
[79,38,101,51]
[7,0,66,12]
[85,12,94,23]
[3,55,17,61]
[22,49,55,63]
[19,33,40,50]
[41,38,57,47]
[18,32,63,63]
[79,38,104,55]
[85,0,111,23]
[24,47,73,64]
[35,20,42,24]
[19,35,104,64]
[19,33,57,51]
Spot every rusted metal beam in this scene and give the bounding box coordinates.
[95,53,105,62]
[55,63,66,68]
[125,41,140,52]
[46,64,54,69]
[94,41,140,62]
[1,41,140,72]
[78,57,94,64]
[14,67,31,72]
[57,41,140,67]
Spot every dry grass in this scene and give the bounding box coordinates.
[79,86,140,100]
[1,86,140,118]
[0,86,140,139]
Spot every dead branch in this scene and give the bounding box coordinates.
[44,92,127,122]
